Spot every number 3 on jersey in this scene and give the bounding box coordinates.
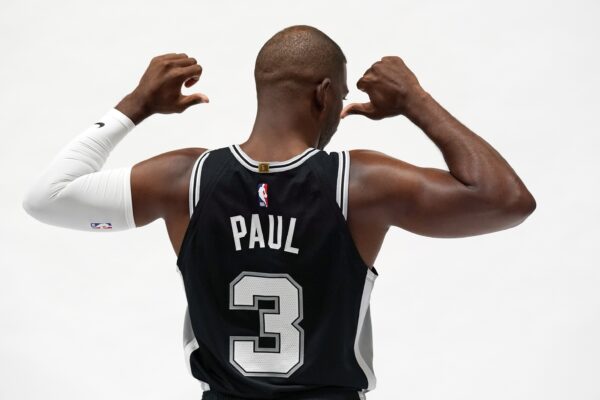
[228,272,304,377]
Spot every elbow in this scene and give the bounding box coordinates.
[520,191,537,216]
[476,174,537,217]
[22,183,57,224]
[22,196,34,217]
[22,188,46,222]
[496,188,537,226]
[509,187,537,217]
[473,184,536,230]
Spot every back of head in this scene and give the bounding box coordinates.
[254,25,346,99]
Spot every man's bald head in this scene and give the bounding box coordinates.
[254,25,346,97]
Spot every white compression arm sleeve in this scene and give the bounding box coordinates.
[23,108,137,231]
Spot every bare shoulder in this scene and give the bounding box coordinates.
[135,147,208,177]
[347,148,435,230]
[347,149,383,204]
[349,148,414,171]
[131,147,208,226]
[347,149,419,202]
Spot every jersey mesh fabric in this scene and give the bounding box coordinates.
[176,146,378,399]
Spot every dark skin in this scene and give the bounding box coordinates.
[117,53,536,268]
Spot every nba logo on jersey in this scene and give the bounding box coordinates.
[257,183,268,207]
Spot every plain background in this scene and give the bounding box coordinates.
[1,0,599,399]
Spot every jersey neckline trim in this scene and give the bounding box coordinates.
[229,144,320,173]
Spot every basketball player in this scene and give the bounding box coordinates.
[22,25,536,400]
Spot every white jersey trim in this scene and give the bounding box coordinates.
[182,150,212,391]
[182,303,211,391]
[188,150,212,217]
[334,150,350,220]
[229,144,319,173]
[354,268,378,391]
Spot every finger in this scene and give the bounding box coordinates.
[340,102,375,119]
[184,76,199,88]
[356,76,371,92]
[169,57,198,68]
[174,64,203,81]
[177,93,210,110]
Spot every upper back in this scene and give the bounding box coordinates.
[175,144,378,398]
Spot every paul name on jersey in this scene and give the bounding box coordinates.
[229,214,299,254]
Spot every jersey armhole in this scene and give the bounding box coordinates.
[187,150,212,218]
[332,150,378,391]
[335,150,350,220]
[177,148,233,268]
[178,149,214,391]
[310,150,377,274]
[176,149,212,269]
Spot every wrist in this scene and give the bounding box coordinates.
[402,88,434,122]
[115,91,151,125]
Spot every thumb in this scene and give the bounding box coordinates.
[177,92,210,111]
[340,102,376,119]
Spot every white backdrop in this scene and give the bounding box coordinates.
[1,1,599,399]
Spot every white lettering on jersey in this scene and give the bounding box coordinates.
[284,217,299,254]
[268,215,282,250]
[249,214,265,249]
[230,214,299,254]
[230,215,247,251]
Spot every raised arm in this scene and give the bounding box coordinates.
[342,56,536,238]
[22,53,208,234]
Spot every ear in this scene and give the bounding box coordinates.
[315,78,331,110]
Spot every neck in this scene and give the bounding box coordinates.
[242,97,321,160]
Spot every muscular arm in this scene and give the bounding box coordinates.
[129,147,206,252]
[344,56,536,238]
[23,53,209,249]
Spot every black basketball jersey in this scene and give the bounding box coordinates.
[176,144,378,400]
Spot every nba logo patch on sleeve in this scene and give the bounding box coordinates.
[91,222,112,230]
[257,183,268,207]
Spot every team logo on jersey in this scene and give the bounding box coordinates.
[257,183,268,207]
[91,222,112,230]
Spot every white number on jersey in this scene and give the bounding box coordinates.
[228,272,304,377]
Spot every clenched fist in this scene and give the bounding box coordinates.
[116,53,209,124]
[341,56,424,120]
